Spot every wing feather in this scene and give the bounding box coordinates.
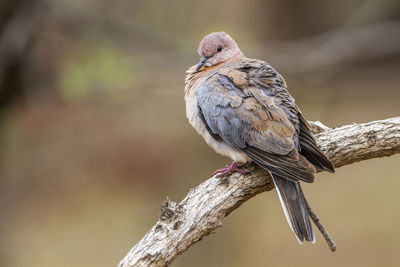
[197,63,317,182]
[298,113,335,173]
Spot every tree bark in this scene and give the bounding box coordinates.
[119,117,400,267]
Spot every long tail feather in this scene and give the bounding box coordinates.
[271,174,315,243]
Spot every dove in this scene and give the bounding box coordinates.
[184,32,335,244]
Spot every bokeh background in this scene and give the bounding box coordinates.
[1,0,400,266]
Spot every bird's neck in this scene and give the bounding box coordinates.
[185,55,245,95]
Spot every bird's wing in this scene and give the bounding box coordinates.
[297,112,335,172]
[197,60,316,182]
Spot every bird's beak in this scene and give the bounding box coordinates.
[196,56,209,72]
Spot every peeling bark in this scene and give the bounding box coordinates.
[119,117,400,267]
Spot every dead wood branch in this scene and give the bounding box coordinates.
[119,117,400,267]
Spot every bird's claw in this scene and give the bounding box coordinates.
[212,162,248,177]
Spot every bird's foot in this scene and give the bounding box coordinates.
[212,162,247,177]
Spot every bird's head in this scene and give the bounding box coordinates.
[196,32,243,72]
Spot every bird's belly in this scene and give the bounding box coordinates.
[185,92,250,164]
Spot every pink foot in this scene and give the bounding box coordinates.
[212,162,247,177]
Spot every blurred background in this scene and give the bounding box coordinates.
[1,0,399,266]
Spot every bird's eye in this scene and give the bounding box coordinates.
[217,45,222,52]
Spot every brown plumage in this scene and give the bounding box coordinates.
[185,32,334,244]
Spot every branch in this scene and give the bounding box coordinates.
[119,117,400,267]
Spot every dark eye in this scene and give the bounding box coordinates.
[217,45,222,52]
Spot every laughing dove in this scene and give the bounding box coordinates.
[184,32,335,244]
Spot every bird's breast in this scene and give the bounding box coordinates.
[184,70,249,163]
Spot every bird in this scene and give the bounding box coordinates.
[184,31,335,244]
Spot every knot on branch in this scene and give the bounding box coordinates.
[159,197,184,230]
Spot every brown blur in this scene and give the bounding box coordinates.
[1,0,400,266]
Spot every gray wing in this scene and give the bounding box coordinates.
[197,67,316,182]
[297,113,335,173]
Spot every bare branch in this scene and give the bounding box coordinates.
[119,117,400,267]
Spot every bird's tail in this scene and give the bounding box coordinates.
[271,174,315,243]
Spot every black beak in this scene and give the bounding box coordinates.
[196,56,209,72]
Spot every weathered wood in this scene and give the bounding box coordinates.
[119,117,400,267]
